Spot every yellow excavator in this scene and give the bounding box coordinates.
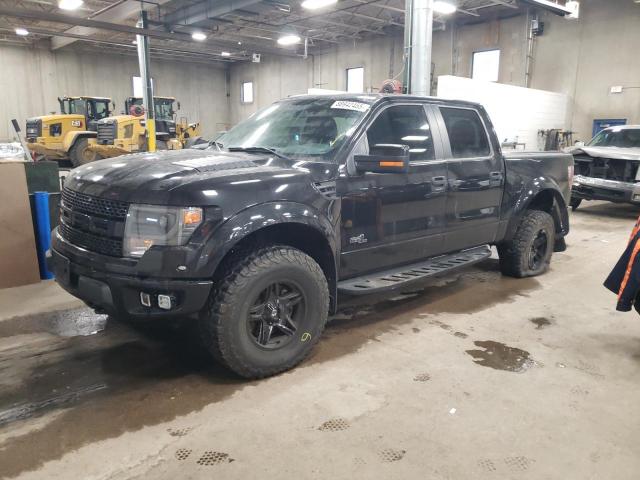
[88,96,203,159]
[25,96,114,166]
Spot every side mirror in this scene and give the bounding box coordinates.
[574,141,585,147]
[177,101,181,110]
[354,144,410,174]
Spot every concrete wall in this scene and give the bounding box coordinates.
[532,0,640,139]
[227,0,640,142]
[0,44,229,141]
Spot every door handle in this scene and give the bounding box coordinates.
[489,171,504,185]
[431,175,447,186]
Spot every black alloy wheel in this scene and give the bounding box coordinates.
[528,230,549,271]
[247,281,305,350]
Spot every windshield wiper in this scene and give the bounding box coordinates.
[227,146,291,161]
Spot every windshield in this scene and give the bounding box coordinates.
[218,97,372,161]
[66,99,86,115]
[588,128,640,148]
[91,100,110,120]
[154,99,174,120]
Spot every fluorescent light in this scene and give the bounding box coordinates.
[433,1,457,14]
[15,28,29,36]
[191,32,207,41]
[221,51,231,57]
[58,0,83,10]
[301,0,338,10]
[277,34,301,46]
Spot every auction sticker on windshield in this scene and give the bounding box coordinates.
[330,101,370,112]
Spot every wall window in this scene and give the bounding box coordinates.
[366,105,434,162]
[471,50,500,82]
[241,81,254,104]
[346,67,364,93]
[440,107,490,158]
[132,76,154,97]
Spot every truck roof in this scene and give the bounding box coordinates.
[601,124,640,131]
[285,93,484,110]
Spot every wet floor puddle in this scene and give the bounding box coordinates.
[530,317,553,330]
[0,308,107,338]
[466,341,535,373]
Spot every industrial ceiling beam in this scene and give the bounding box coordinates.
[162,0,262,26]
[51,0,173,50]
[0,26,238,61]
[0,7,299,56]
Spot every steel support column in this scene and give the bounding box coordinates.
[406,0,433,95]
[137,11,156,152]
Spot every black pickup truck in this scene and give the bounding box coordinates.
[48,94,573,378]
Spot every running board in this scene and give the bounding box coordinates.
[337,245,491,295]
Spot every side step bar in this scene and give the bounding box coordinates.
[337,245,492,295]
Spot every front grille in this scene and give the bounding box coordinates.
[25,119,41,140]
[59,188,128,257]
[60,222,123,257]
[97,122,116,145]
[61,188,129,220]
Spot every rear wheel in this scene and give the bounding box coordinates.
[569,197,582,211]
[69,138,100,166]
[198,245,329,378]
[498,210,555,278]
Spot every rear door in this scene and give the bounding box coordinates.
[435,105,504,251]
[338,102,449,278]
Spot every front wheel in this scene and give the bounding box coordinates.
[498,210,556,278]
[69,138,101,166]
[198,246,329,379]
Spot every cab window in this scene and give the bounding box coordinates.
[366,104,435,162]
[440,107,491,158]
[93,101,109,120]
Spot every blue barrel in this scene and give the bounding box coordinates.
[34,191,54,279]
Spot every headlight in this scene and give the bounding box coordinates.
[123,204,203,258]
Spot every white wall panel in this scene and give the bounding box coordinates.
[436,75,570,151]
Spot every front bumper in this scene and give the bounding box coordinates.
[47,236,212,319]
[572,175,640,204]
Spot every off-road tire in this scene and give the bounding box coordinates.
[498,210,555,278]
[569,197,582,211]
[69,138,100,167]
[198,245,329,379]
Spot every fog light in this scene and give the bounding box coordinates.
[140,292,151,307]
[157,294,173,310]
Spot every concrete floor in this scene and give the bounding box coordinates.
[1,201,640,480]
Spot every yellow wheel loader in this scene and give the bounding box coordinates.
[25,96,114,166]
[88,97,203,159]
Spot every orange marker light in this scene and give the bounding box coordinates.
[379,161,404,167]
[183,208,203,225]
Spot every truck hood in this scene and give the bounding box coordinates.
[569,146,640,161]
[64,149,336,206]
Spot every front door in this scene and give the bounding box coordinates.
[338,103,448,279]
[435,105,504,252]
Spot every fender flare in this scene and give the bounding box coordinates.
[63,130,96,152]
[503,176,569,242]
[197,201,338,301]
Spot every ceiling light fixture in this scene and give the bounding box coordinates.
[301,0,337,10]
[277,33,301,46]
[15,27,29,36]
[191,31,207,41]
[433,0,457,14]
[221,51,231,57]
[58,0,84,11]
